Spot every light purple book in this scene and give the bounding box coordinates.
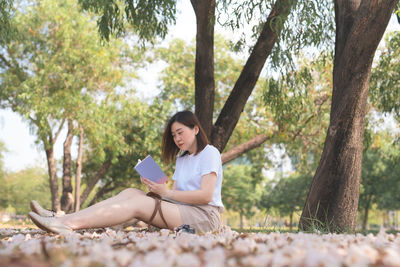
[134,155,168,184]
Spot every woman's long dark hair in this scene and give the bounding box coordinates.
[162,111,209,163]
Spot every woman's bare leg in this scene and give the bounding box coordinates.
[80,188,146,210]
[57,188,182,230]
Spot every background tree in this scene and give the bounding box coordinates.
[0,141,7,209]
[260,173,312,230]
[222,164,262,229]
[358,131,399,231]
[80,99,173,206]
[375,141,400,215]
[0,0,143,211]
[0,166,51,214]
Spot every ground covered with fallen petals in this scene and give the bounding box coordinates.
[1,226,400,267]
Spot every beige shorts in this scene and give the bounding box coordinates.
[163,198,224,234]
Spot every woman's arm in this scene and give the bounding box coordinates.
[167,173,217,205]
[142,173,217,205]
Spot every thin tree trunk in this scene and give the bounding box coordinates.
[45,147,60,212]
[289,212,293,231]
[362,195,371,231]
[61,121,74,212]
[211,0,292,152]
[74,125,84,212]
[240,211,243,229]
[263,214,270,228]
[191,0,216,137]
[42,120,64,212]
[79,160,112,206]
[300,0,397,232]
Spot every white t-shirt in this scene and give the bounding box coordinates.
[172,145,224,208]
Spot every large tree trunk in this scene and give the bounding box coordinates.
[61,121,74,212]
[79,160,112,206]
[191,0,215,137]
[211,0,291,152]
[74,125,84,212]
[299,0,397,232]
[45,147,60,212]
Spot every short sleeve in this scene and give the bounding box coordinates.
[172,156,181,181]
[199,146,222,177]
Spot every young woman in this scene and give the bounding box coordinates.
[29,111,224,234]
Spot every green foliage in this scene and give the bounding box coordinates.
[82,99,173,204]
[0,0,14,43]
[217,0,335,72]
[0,0,138,151]
[263,52,333,173]
[0,167,51,214]
[79,0,335,73]
[259,173,312,218]
[0,0,144,157]
[78,0,177,42]
[358,132,400,228]
[370,31,400,117]
[222,164,262,221]
[156,35,243,115]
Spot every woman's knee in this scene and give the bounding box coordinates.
[118,188,144,198]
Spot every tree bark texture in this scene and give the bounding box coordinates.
[74,126,84,212]
[61,122,74,212]
[79,160,112,206]
[45,147,60,212]
[191,0,216,137]
[211,0,291,152]
[299,0,398,232]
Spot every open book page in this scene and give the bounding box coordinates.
[134,155,168,184]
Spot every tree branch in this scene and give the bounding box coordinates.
[0,54,13,69]
[53,118,66,144]
[211,0,292,152]
[221,133,274,164]
[80,160,112,206]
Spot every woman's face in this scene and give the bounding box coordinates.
[171,122,199,154]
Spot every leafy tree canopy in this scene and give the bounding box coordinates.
[78,0,177,42]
